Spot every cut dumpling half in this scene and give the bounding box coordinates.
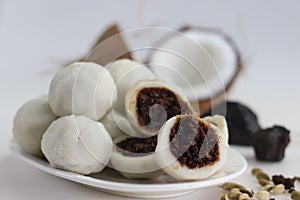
[155,114,228,180]
[110,135,163,179]
[125,79,196,137]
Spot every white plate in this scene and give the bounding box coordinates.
[10,140,247,198]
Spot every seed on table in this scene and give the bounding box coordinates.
[228,188,242,199]
[238,193,251,200]
[258,178,270,186]
[256,172,270,181]
[270,184,285,194]
[254,191,270,200]
[240,188,254,197]
[251,168,264,176]
[291,191,300,200]
[219,182,246,191]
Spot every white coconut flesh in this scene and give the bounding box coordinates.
[125,79,196,137]
[41,115,113,175]
[202,115,229,143]
[148,29,238,101]
[110,135,163,179]
[155,115,229,180]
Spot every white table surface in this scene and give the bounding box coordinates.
[1,0,300,199]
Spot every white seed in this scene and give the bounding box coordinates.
[228,188,242,199]
[254,191,269,200]
[238,193,250,200]
[270,184,285,195]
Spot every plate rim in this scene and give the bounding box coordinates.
[10,140,247,193]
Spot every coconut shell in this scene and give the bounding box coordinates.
[67,24,132,66]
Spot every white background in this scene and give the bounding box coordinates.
[0,0,300,199]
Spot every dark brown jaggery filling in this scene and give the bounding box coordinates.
[169,115,220,169]
[116,136,157,157]
[136,87,191,132]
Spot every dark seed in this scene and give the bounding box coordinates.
[272,175,285,185]
[284,178,296,190]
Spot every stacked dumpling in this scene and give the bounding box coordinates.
[13,62,116,175]
[41,115,112,174]
[13,95,58,158]
[13,59,229,180]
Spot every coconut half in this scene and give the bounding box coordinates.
[148,27,241,113]
[155,114,229,180]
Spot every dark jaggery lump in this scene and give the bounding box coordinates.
[253,125,290,161]
[272,175,295,189]
[169,115,220,169]
[136,87,192,132]
[116,136,157,157]
[202,101,261,146]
